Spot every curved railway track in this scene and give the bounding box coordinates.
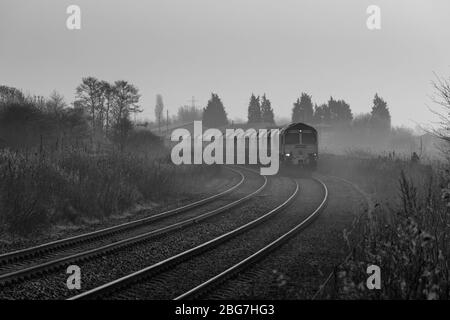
[175,177,328,300]
[0,168,244,266]
[199,175,368,301]
[0,166,267,287]
[310,175,373,300]
[69,174,313,300]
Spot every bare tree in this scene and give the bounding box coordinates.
[430,73,450,144]
[100,81,114,134]
[46,90,66,115]
[110,81,141,149]
[75,77,103,139]
[112,80,141,123]
[0,85,25,104]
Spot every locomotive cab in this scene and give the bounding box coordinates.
[280,123,318,170]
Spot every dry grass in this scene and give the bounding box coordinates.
[318,152,450,299]
[0,148,218,237]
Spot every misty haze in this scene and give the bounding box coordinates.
[0,0,449,306]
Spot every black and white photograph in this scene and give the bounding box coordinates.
[0,0,449,314]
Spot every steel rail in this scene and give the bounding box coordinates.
[0,167,266,287]
[0,167,245,267]
[174,176,328,300]
[311,175,373,300]
[68,175,298,300]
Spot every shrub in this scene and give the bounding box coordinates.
[0,150,65,235]
[319,153,450,299]
[0,148,219,237]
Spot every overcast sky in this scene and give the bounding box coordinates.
[1,0,449,127]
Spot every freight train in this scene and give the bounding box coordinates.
[279,122,318,170]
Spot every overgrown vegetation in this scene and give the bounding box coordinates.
[319,153,449,299]
[317,74,450,299]
[0,83,219,238]
[0,149,217,237]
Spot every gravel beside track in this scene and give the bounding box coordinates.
[0,168,258,277]
[104,177,317,299]
[202,176,367,299]
[0,168,239,255]
[0,171,286,299]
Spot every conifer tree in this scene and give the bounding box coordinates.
[260,94,275,124]
[247,93,261,123]
[370,93,391,130]
[203,93,228,127]
[328,97,352,125]
[292,92,314,123]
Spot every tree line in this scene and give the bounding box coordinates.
[173,91,391,132]
[291,92,391,131]
[0,77,153,152]
[74,77,142,148]
[1,81,393,148]
[199,92,277,127]
[0,85,88,150]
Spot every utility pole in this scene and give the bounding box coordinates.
[188,96,198,109]
[166,109,169,134]
[158,115,161,135]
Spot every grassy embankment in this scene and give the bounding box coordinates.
[0,147,220,239]
[318,151,449,299]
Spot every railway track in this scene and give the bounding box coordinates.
[69,173,310,300]
[0,166,266,288]
[199,175,367,301]
[310,175,374,300]
[176,177,328,300]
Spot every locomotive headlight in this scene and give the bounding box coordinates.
[285,153,291,157]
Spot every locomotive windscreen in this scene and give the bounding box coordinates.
[285,131,300,144]
[301,131,317,144]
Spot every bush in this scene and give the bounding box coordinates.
[0,151,65,235]
[0,148,219,237]
[319,153,450,299]
[58,151,142,219]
